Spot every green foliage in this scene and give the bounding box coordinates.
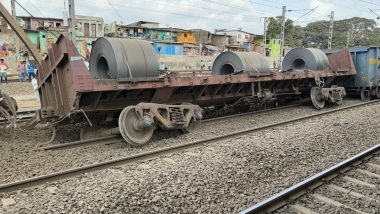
[266,16,380,48]
[266,16,304,47]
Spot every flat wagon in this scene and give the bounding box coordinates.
[34,36,356,145]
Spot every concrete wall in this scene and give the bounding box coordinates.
[158,55,215,71]
[159,54,280,71]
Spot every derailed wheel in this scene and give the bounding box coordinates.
[310,87,325,109]
[118,106,154,146]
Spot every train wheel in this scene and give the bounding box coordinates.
[310,87,325,109]
[360,90,371,101]
[118,106,154,146]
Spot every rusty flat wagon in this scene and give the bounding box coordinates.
[33,36,356,145]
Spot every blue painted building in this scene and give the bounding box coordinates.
[154,41,184,55]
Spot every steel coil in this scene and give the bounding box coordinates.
[89,37,159,79]
[212,51,271,75]
[282,48,329,72]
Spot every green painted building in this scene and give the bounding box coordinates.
[147,28,179,42]
[25,30,46,51]
[254,36,281,58]
[25,29,66,52]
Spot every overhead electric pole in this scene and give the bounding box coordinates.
[261,17,270,53]
[10,0,16,19]
[279,6,286,70]
[68,0,76,45]
[328,11,334,49]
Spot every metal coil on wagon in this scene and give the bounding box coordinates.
[212,51,271,75]
[89,37,159,79]
[282,48,330,72]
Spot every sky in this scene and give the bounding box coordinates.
[1,0,380,34]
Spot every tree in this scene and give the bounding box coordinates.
[266,16,380,48]
[266,16,305,48]
[303,17,380,48]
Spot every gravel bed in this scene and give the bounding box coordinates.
[0,82,34,97]
[277,154,380,213]
[0,100,379,213]
[0,100,364,184]
[285,195,358,214]
[314,185,378,213]
[333,178,380,201]
[346,170,380,185]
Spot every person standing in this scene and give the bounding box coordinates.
[200,60,205,71]
[31,75,39,101]
[208,60,212,71]
[0,59,8,84]
[17,60,27,82]
[27,64,36,82]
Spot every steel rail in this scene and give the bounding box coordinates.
[202,103,302,123]
[38,135,123,151]
[239,143,380,214]
[39,103,303,151]
[0,110,35,125]
[0,100,378,193]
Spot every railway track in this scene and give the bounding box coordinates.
[0,110,35,126]
[239,143,380,214]
[38,103,302,151]
[0,99,378,193]
[40,100,373,151]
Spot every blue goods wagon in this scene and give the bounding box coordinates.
[326,46,380,100]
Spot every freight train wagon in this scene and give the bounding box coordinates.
[325,46,380,100]
[31,35,356,146]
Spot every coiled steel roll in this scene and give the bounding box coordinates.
[212,51,271,75]
[282,48,329,72]
[89,37,159,79]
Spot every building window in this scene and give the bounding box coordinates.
[184,33,187,38]
[84,23,90,37]
[56,23,61,28]
[91,24,96,37]
[98,24,103,32]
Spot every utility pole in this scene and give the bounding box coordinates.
[261,17,270,54]
[279,6,286,70]
[328,11,334,49]
[68,0,76,45]
[10,0,16,19]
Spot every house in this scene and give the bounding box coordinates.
[192,29,211,45]
[105,21,160,39]
[223,29,254,46]
[104,22,128,38]
[210,33,231,52]
[75,15,104,56]
[149,28,196,55]
[17,16,64,31]
[147,28,178,42]
[126,21,159,39]
[176,29,195,44]
[253,35,281,57]
[25,29,67,52]
[153,41,183,56]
